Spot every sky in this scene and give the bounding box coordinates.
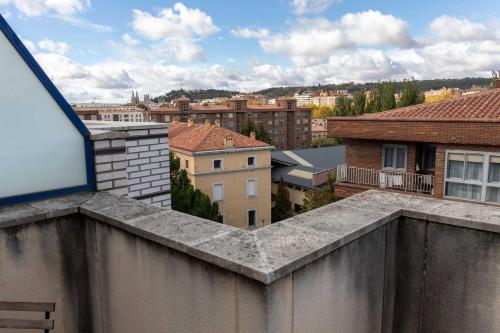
[1,0,500,103]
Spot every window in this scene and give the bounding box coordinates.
[445,151,500,204]
[212,183,224,202]
[422,144,437,171]
[287,101,292,109]
[184,160,189,169]
[228,113,234,118]
[181,103,188,112]
[247,209,256,227]
[247,179,257,197]
[236,101,242,110]
[212,159,224,170]
[247,156,256,167]
[382,144,407,171]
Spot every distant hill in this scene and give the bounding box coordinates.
[254,77,492,98]
[153,78,492,102]
[153,89,240,103]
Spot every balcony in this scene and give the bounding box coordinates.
[336,164,434,194]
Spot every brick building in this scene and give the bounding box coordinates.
[144,96,312,150]
[329,86,500,205]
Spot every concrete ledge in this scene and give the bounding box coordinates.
[1,190,499,284]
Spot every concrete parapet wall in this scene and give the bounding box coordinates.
[0,191,499,332]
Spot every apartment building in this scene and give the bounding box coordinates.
[329,85,500,205]
[169,120,273,229]
[144,96,312,150]
[74,106,144,122]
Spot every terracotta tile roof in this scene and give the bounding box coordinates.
[169,122,271,152]
[335,88,500,122]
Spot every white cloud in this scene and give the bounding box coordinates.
[291,0,336,15]
[131,2,219,40]
[1,0,90,17]
[247,11,415,67]
[429,16,492,42]
[1,9,11,18]
[231,27,269,39]
[340,11,415,48]
[21,37,36,53]
[38,38,69,55]
[122,33,140,46]
[55,15,113,32]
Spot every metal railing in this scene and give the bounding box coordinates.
[336,164,434,194]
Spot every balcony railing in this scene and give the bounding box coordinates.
[336,164,434,194]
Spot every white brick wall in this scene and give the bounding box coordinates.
[91,125,171,208]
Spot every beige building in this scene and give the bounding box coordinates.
[169,120,273,229]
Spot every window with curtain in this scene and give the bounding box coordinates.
[445,151,500,204]
[382,145,407,171]
[486,156,500,203]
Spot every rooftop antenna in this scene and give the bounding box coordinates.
[180,79,183,92]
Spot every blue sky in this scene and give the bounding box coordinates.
[1,0,500,102]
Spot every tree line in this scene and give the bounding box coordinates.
[311,80,425,118]
[255,77,491,99]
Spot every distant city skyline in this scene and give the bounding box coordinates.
[1,0,500,102]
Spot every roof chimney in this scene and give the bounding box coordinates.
[187,118,193,126]
[224,136,234,149]
[250,131,256,140]
[215,119,221,127]
[496,79,500,89]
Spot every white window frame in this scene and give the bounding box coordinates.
[246,178,257,198]
[212,182,224,202]
[212,158,224,171]
[382,144,407,172]
[247,209,257,228]
[247,155,256,168]
[444,150,500,204]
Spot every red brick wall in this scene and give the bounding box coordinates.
[345,139,382,169]
[329,120,500,146]
[345,139,417,173]
[334,183,368,198]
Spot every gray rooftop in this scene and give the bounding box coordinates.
[1,190,499,284]
[272,146,345,189]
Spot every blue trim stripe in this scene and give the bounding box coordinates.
[0,186,93,207]
[0,14,96,205]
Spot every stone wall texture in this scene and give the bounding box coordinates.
[1,213,499,332]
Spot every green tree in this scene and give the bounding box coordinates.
[241,119,256,136]
[398,80,424,107]
[241,120,272,144]
[334,96,353,116]
[255,124,272,144]
[170,152,222,222]
[309,104,334,119]
[352,91,367,115]
[366,82,396,113]
[272,178,293,223]
[301,174,336,213]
